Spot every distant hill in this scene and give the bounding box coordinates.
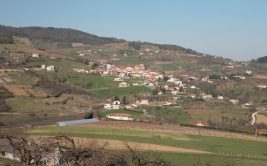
[0,25,202,55]
[0,25,124,47]
[256,56,267,63]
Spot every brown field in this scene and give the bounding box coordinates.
[4,84,29,96]
[253,74,267,80]
[25,88,48,98]
[4,84,48,97]
[72,137,211,154]
[256,114,267,125]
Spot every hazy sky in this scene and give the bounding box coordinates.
[0,0,267,61]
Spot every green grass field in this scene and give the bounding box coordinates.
[30,125,267,165]
[144,106,192,124]
[90,86,153,99]
[31,125,267,158]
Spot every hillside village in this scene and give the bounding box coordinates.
[1,37,266,131]
[0,25,267,166]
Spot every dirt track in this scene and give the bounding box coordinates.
[88,121,267,142]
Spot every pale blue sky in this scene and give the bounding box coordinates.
[0,0,267,60]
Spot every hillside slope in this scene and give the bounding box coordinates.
[0,25,202,55]
[0,25,124,46]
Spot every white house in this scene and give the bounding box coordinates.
[202,94,213,100]
[163,85,169,90]
[125,104,138,110]
[132,83,139,86]
[158,91,163,95]
[136,99,149,105]
[46,65,55,71]
[32,53,39,58]
[246,70,252,75]
[229,99,239,105]
[104,101,120,110]
[114,77,123,82]
[106,113,134,121]
[119,82,128,88]
[217,96,224,100]
[162,102,172,106]
[257,84,267,89]
[41,64,46,69]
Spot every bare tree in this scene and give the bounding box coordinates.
[0,130,169,166]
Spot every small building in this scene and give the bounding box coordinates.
[46,65,55,71]
[104,103,120,110]
[202,94,213,100]
[245,70,252,75]
[132,83,139,86]
[114,77,123,82]
[32,53,39,58]
[56,118,99,127]
[162,102,172,106]
[41,64,46,69]
[106,113,134,121]
[119,82,128,88]
[242,102,254,109]
[136,99,149,105]
[125,104,138,110]
[217,96,224,100]
[257,84,267,89]
[229,99,239,105]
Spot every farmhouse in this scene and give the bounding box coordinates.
[132,82,139,86]
[245,70,252,75]
[233,75,246,80]
[229,99,239,105]
[136,99,149,105]
[125,104,138,110]
[114,77,123,82]
[32,53,39,58]
[217,96,224,100]
[202,94,213,100]
[106,113,134,121]
[46,65,55,71]
[257,84,267,89]
[119,82,128,88]
[41,64,46,69]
